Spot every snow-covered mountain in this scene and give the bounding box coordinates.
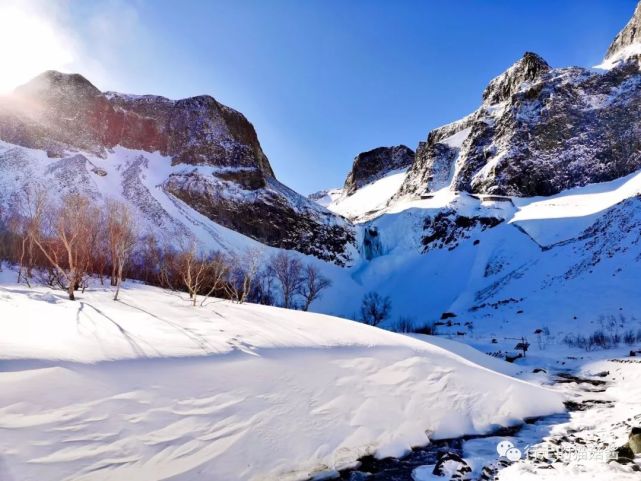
[309,145,414,221]
[397,49,641,198]
[4,3,641,332]
[343,145,414,195]
[303,1,641,334]
[602,0,641,68]
[4,3,641,481]
[0,71,355,265]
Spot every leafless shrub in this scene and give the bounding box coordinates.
[300,264,331,311]
[225,248,262,304]
[360,291,391,326]
[268,251,304,309]
[106,199,137,300]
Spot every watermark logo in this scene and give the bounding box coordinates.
[496,439,616,464]
[496,440,522,461]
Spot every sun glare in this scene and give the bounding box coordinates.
[0,5,74,94]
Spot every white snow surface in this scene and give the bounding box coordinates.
[0,275,563,481]
[326,169,408,219]
[510,168,641,246]
[597,42,641,69]
[308,188,343,208]
[500,358,641,481]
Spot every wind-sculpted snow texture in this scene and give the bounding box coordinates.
[0,276,563,481]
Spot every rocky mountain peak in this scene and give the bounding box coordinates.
[1,70,274,176]
[15,70,102,102]
[0,70,355,264]
[397,33,641,200]
[603,1,641,66]
[343,145,414,195]
[482,52,550,105]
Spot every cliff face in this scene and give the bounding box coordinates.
[402,55,641,198]
[0,71,354,264]
[343,145,414,195]
[3,70,273,174]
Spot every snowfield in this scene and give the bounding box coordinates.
[326,169,408,220]
[499,358,641,481]
[0,273,563,481]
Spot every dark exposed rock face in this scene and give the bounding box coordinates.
[399,49,641,198]
[343,145,414,195]
[4,71,273,175]
[482,52,550,105]
[397,114,476,197]
[394,2,641,199]
[164,174,355,265]
[422,211,502,252]
[0,71,354,263]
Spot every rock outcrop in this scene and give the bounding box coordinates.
[343,145,414,195]
[604,2,641,66]
[0,71,354,264]
[397,2,641,199]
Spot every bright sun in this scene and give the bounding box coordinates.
[0,4,74,94]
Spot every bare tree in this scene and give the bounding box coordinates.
[360,291,392,326]
[29,193,101,300]
[268,251,303,309]
[226,248,262,304]
[300,264,331,311]
[200,251,230,306]
[177,245,209,306]
[11,185,49,285]
[249,268,276,305]
[106,199,138,301]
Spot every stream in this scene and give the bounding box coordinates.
[328,369,610,481]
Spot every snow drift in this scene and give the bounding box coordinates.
[0,275,562,481]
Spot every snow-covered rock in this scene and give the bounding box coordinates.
[602,1,641,69]
[343,145,414,195]
[396,1,641,199]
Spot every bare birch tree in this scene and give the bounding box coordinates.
[226,248,262,304]
[29,193,101,300]
[177,245,209,307]
[200,251,230,306]
[106,199,138,301]
[268,251,303,309]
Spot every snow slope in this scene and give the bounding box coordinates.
[326,169,408,220]
[309,170,641,346]
[0,274,563,481]
[510,168,641,246]
[0,141,265,255]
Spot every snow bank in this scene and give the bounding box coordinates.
[0,278,563,481]
[328,169,408,219]
[511,169,641,246]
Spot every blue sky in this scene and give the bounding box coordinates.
[26,0,640,194]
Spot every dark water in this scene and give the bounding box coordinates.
[320,372,590,481]
[332,420,541,481]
